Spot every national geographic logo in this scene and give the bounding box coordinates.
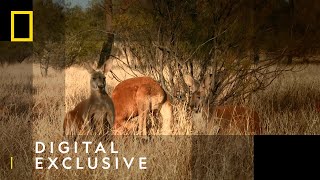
[0,0,33,42]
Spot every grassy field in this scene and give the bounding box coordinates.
[253,64,320,134]
[0,62,319,179]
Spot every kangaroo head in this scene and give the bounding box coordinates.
[85,60,113,92]
[184,74,213,113]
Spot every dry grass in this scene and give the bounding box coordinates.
[253,65,320,134]
[1,62,319,179]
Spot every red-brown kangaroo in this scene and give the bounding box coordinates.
[184,74,260,135]
[112,77,173,136]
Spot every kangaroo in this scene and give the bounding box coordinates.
[112,77,173,136]
[184,74,260,135]
[63,61,115,139]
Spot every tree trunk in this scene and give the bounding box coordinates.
[97,0,114,68]
[287,55,293,65]
[250,0,259,64]
[40,49,49,77]
[287,0,294,64]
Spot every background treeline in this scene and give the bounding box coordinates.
[1,0,319,66]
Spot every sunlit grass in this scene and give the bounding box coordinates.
[1,62,319,179]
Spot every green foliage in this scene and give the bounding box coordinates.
[65,1,105,62]
[32,0,107,68]
[2,0,319,66]
[34,0,65,46]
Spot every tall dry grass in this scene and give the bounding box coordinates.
[1,63,319,179]
[0,63,33,179]
[252,65,320,134]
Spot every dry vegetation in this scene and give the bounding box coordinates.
[253,64,320,134]
[1,62,319,179]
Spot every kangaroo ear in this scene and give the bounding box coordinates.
[84,62,96,74]
[93,61,98,69]
[102,59,113,74]
[183,75,198,93]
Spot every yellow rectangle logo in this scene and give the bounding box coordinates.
[11,11,33,42]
